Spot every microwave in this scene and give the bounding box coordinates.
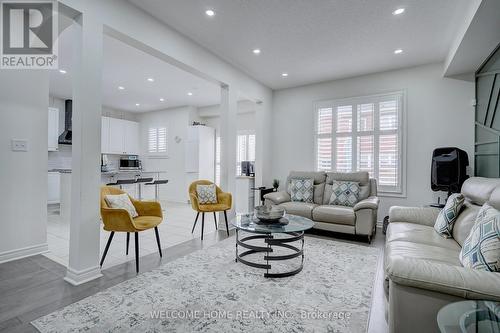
[119,155,142,170]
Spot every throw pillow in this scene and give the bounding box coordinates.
[104,194,138,218]
[329,181,360,207]
[434,193,465,238]
[196,184,218,204]
[460,203,500,272]
[290,178,314,203]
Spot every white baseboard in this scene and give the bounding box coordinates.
[64,265,103,286]
[0,243,49,264]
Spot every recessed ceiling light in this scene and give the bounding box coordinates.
[392,8,405,15]
[281,73,289,77]
[159,98,164,102]
[118,86,125,90]
[187,92,193,96]
[147,78,154,82]
[135,103,140,106]
[394,49,403,54]
[59,69,67,74]
[205,9,215,17]
[252,49,261,55]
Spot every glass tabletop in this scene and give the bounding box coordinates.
[231,213,314,234]
[437,300,500,333]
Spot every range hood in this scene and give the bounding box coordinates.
[58,99,72,145]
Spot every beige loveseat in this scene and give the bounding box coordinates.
[385,177,500,333]
[264,171,379,242]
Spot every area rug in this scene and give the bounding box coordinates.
[32,235,380,333]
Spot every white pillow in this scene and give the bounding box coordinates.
[196,184,218,204]
[104,194,138,218]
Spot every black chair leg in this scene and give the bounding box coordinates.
[213,212,218,230]
[134,232,139,273]
[223,210,229,236]
[201,213,205,240]
[154,226,162,257]
[100,231,114,267]
[191,212,200,233]
[126,232,130,255]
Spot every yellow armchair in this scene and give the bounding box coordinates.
[188,180,232,240]
[100,186,164,273]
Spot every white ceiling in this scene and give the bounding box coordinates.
[49,26,221,112]
[129,0,473,90]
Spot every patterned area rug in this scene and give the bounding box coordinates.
[32,235,380,333]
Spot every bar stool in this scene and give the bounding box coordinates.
[135,177,153,200]
[145,179,169,201]
[106,178,136,190]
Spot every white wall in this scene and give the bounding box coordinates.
[0,71,49,262]
[271,63,475,218]
[202,112,256,134]
[138,106,198,202]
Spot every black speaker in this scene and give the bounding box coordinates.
[431,147,469,195]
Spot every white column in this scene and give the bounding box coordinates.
[219,85,238,229]
[65,14,103,285]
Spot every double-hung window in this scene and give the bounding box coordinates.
[236,130,256,176]
[314,92,405,195]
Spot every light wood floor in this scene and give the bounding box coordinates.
[0,227,387,333]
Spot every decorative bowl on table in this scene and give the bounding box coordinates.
[254,205,286,223]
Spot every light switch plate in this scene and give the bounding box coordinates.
[11,139,28,152]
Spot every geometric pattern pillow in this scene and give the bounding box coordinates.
[329,181,360,207]
[104,194,138,218]
[196,184,218,204]
[459,203,500,272]
[434,193,465,238]
[289,178,314,203]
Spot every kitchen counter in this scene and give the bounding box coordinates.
[101,170,167,176]
[48,168,72,173]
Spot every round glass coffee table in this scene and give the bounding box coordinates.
[437,300,500,333]
[231,213,314,278]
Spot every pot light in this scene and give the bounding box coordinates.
[392,8,405,15]
[187,92,193,96]
[118,86,125,90]
[59,69,67,74]
[281,72,289,77]
[205,9,215,17]
[252,49,261,55]
[159,98,165,102]
[394,49,403,54]
[135,103,140,106]
[147,77,154,82]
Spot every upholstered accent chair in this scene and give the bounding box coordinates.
[188,180,232,240]
[100,186,163,273]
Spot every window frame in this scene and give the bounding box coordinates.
[313,91,406,197]
[236,130,256,176]
[147,126,168,158]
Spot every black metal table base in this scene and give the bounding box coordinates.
[235,230,305,278]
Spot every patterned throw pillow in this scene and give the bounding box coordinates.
[104,194,138,218]
[290,178,314,203]
[434,193,465,238]
[460,203,500,272]
[196,184,218,204]
[329,181,360,207]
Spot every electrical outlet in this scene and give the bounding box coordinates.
[11,139,28,152]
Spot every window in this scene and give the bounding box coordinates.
[314,92,404,194]
[236,131,256,175]
[148,127,167,154]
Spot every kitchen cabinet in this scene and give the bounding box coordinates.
[102,117,139,155]
[48,172,60,204]
[101,116,110,153]
[48,108,59,151]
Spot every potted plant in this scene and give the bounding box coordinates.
[272,179,280,190]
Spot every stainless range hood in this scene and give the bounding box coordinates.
[58,99,72,145]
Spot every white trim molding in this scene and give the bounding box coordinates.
[0,243,49,264]
[64,266,103,286]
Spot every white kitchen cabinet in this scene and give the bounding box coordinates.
[48,108,59,151]
[48,172,60,204]
[185,125,215,181]
[123,120,139,155]
[102,117,140,155]
[101,116,110,153]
